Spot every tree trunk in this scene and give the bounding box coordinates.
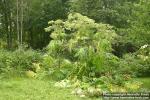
[20,0,24,46]
[16,0,20,47]
[3,0,11,49]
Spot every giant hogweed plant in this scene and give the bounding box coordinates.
[45,13,121,80]
[44,13,143,96]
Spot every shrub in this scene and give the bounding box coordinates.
[0,49,42,75]
[123,44,150,77]
[44,13,132,83]
[43,13,144,97]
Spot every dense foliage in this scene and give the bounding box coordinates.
[42,13,145,96]
[123,45,150,77]
[45,13,117,79]
[0,0,149,98]
[0,49,42,76]
[0,0,149,51]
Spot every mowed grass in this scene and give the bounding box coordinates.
[136,77,150,89]
[0,77,99,100]
[0,77,149,100]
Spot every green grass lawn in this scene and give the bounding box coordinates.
[0,77,100,100]
[0,77,149,100]
[136,77,150,89]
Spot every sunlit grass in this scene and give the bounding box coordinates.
[136,77,150,89]
[0,77,99,100]
[0,77,149,100]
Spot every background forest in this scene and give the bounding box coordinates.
[0,0,150,99]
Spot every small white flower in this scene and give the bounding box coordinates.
[140,44,148,49]
[54,82,60,87]
[87,87,95,94]
[76,88,83,95]
[43,54,48,57]
[144,56,149,61]
[54,80,71,88]
[80,94,86,98]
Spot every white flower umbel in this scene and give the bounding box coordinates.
[140,44,148,49]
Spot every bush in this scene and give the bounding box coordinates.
[0,49,42,75]
[123,44,150,77]
[43,13,144,96]
[44,13,133,85]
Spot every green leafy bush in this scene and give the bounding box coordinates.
[44,13,118,80]
[43,13,144,96]
[123,44,150,77]
[0,49,42,75]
